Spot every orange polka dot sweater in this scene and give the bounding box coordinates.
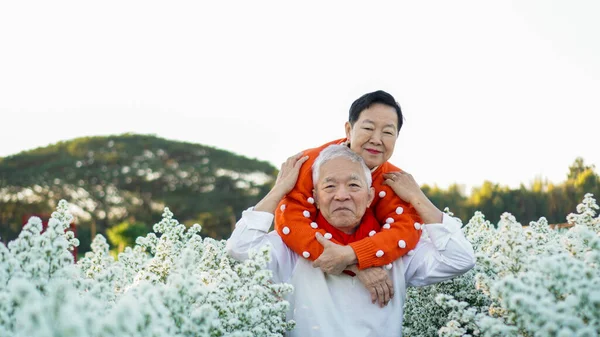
[274,138,423,269]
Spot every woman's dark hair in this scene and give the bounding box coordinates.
[348,90,403,132]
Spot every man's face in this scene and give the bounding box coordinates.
[313,157,375,234]
[345,103,399,169]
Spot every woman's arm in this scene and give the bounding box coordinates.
[383,171,443,224]
[274,140,346,261]
[344,165,425,269]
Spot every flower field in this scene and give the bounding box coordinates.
[1,194,598,336]
[0,201,293,337]
[405,193,600,337]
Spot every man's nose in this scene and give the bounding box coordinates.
[334,187,351,200]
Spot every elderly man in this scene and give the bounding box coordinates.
[226,145,475,337]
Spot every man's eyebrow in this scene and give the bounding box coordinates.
[323,177,337,183]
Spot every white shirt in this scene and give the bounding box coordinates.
[226,209,475,337]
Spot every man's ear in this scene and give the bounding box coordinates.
[344,121,352,140]
[367,186,375,207]
[313,189,319,209]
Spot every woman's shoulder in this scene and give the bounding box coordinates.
[375,161,402,174]
[302,138,347,156]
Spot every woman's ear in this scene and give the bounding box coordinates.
[344,121,352,140]
[313,189,319,209]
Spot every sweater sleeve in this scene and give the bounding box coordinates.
[274,140,345,260]
[348,162,423,269]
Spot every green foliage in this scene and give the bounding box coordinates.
[419,158,599,226]
[106,221,149,253]
[1,136,597,253]
[0,134,277,253]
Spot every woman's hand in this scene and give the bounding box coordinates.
[383,171,443,224]
[255,153,309,214]
[382,171,422,204]
[274,152,310,196]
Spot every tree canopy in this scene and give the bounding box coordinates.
[0,134,277,252]
[1,134,597,254]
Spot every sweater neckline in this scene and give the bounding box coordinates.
[314,209,381,245]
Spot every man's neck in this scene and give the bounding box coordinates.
[336,224,360,235]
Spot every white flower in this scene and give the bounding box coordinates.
[404,193,600,337]
[0,200,295,336]
[3,193,598,337]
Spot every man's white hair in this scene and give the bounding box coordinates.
[312,144,372,187]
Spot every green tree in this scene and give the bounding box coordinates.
[106,221,149,253]
[0,134,277,253]
[567,157,594,180]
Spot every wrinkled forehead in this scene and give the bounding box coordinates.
[320,173,364,184]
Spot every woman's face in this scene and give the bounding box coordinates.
[345,103,399,169]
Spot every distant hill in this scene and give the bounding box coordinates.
[0,134,277,252]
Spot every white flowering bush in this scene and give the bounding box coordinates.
[3,194,599,336]
[404,193,600,337]
[0,200,294,337]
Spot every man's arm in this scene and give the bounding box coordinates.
[403,213,476,287]
[255,153,309,214]
[226,208,298,284]
[381,170,475,284]
[226,153,309,283]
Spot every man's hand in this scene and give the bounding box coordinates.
[312,232,357,275]
[348,265,394,307]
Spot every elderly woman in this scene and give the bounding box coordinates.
[274,90,448,305]
[227,145,475,337]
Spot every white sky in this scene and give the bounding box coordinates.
[1,0,599,194]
